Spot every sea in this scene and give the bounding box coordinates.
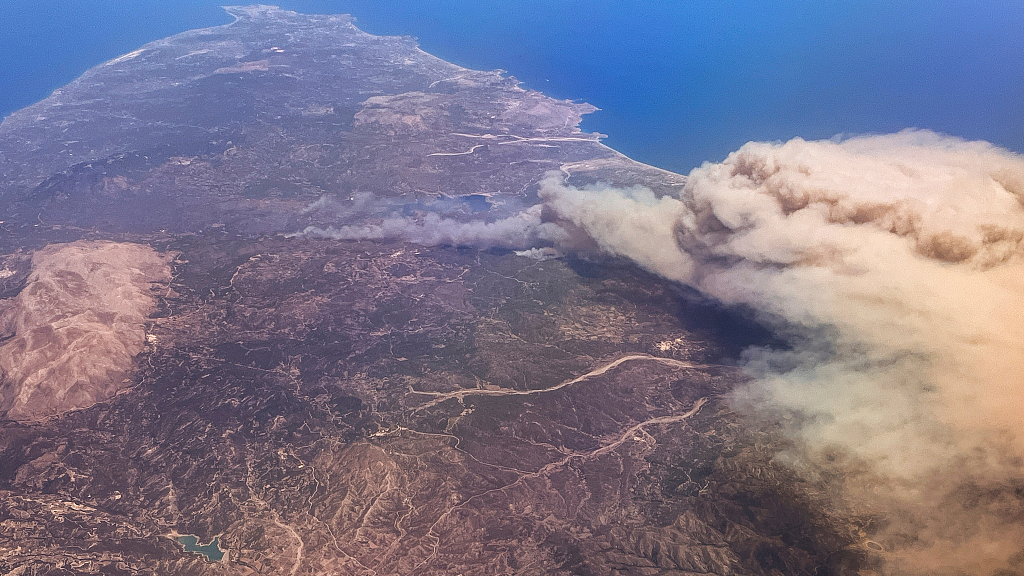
[2,0,1022,173]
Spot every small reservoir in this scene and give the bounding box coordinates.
[176,534,226,562]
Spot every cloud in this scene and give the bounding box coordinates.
[538,130,1024,574]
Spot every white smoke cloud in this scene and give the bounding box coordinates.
[537,130,1024,575]
[298,204,567,248]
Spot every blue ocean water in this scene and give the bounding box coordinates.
[1,0,1021,172]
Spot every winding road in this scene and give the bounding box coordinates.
[408,354,713,412]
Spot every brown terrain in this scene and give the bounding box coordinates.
[0,6,878,575]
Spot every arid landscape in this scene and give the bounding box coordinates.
[0,6,919,575]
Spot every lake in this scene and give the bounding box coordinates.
[176,534,226,562]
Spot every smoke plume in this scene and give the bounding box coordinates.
[299,204,566,248]
[298,130,1023,572]
[538,130,1024,575]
